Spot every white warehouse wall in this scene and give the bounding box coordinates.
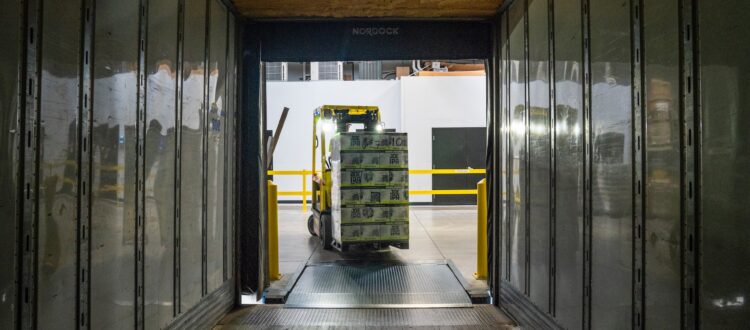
[400,76,487,202]
[266,80,401,200]
[266,76,487,202]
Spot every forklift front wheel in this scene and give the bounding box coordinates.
[307,215,317,237]
[320,214,333,250]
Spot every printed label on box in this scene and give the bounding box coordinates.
[341,225,364,242]
[340,151,408,168]
[380,223,409,240]
[340,205,409,223]
[340,169,408,187]
[338,133,408,151]
[340,188,409,205]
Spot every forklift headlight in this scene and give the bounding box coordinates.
[321,120,335,134]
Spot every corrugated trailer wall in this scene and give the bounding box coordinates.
[0,0,22,328]
[698,0,750,326]
[490,0,750,328]
[2,0,239,328]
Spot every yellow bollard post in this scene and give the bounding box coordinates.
[302,171,308,213]
[474,178,488,280]
[267,180,281,280]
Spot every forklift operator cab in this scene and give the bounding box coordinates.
[308,105,384,250]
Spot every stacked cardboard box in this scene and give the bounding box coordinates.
[331,132,409,247]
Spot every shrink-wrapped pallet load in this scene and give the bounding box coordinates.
[330,132,409,249]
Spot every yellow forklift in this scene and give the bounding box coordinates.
[307,105,383,250]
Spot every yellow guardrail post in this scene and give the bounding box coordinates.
[301,170,308,212]
[267,180,281,280]
[474,178,487,280]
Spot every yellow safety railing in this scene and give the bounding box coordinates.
[268,168,486,212]
[266,171,489,281]
[267,170,315,212]
[407,169,485,175]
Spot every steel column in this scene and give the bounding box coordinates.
[547,0,557,317]
[522,0,531,297]
[202,0,210,298]
[135,0,149,327]
[581,0,593,327]
[174,0,185,315]
[679,0,699,327]
[20,0,42,327]
[631,0,646,328]
[78,0,95,328]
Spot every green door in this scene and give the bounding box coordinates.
[431,127,486,205]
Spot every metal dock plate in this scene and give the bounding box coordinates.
[217,305,515,329]
[284,262,473,308]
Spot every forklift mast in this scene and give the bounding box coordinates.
[311,105,382,214]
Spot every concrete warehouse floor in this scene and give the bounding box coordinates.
[272,204,488,292]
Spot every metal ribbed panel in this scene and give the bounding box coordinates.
[317,61,341,80]
[358,61,382,80]
[218,305,514,328]
[285,263,472,308]
[265,62,284,81]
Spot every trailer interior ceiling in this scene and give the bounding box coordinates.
[233,0,505,18]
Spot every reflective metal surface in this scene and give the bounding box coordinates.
[7,0,237,328]
[0,0,20,327]
[181,0,207,312]
[507,1,526,294]
[492,0,750,328]
[526,0,550,312]
[37,1,81,328]
[699,0,750,326]
[207,0,228,292]
[499,11,511,281]
[8,0,750,327]
[90,0,139,328]
[144,0,178,327]
[590,0,632,328]
[490,17,501,304]
[225,14,237,282]
[552,0,584,328]
[286,263,472,308]
[643,0,681,327]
